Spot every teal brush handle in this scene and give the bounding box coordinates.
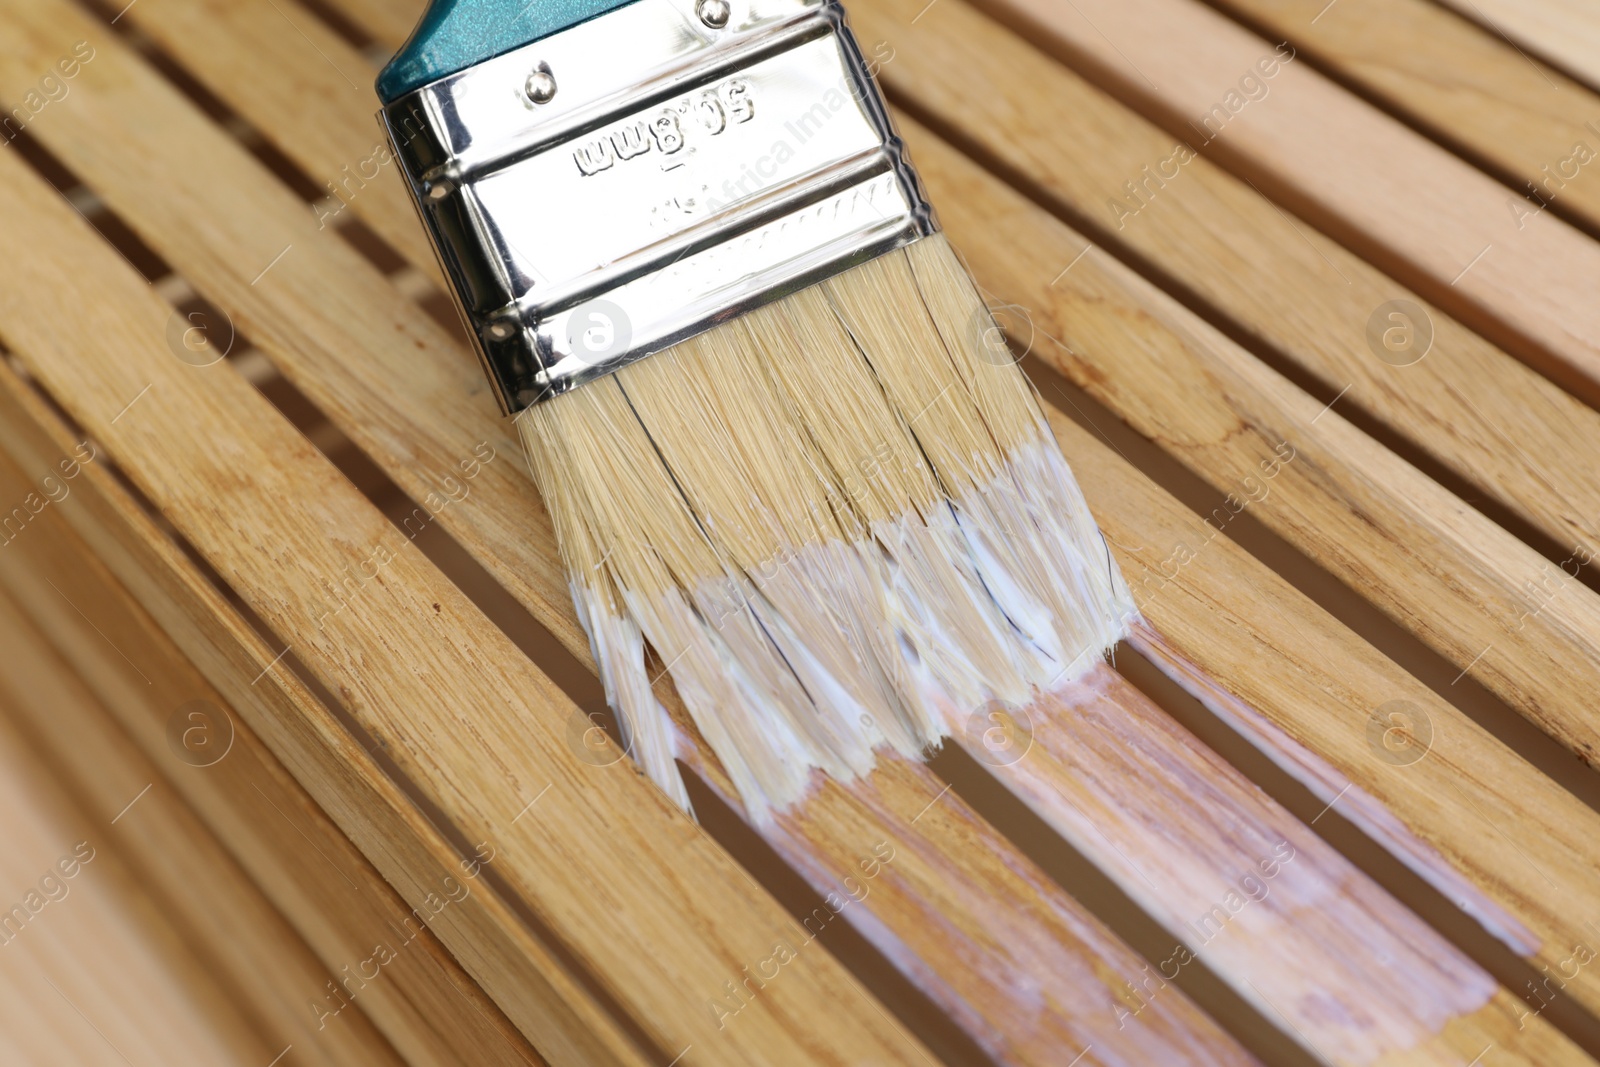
[377,0,642,102]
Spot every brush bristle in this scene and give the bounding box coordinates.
[518,235,1134,819]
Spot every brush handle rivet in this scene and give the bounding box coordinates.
[696,0,731,29]
[486,322,517,341]
[426,182,451,201]
[524,67,557,105]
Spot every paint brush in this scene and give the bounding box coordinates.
[377,0,1134,817]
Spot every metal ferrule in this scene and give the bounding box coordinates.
[382,0,937,413]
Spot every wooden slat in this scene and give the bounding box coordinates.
[0,706,277,1065]
[673,712,1262,1066]
[225,0,1600,727]
[84,16,1237,1064]
[1433,0,1600,95]
[0,591,410,1067]
[974,0,1600,406]
[0,237,925,1055]
[902,115,1600,1030]
[20,2,1595,1062]
[0,19,932,1065]
[0,362,646,1067]
[1025,206,1600,769]
[311,0,421,55]
[1208,0,1600,235]
[857,0,1600,763]
[0,350,1260,1067]
[15,0,1600,1062]
[0,9,1268,1065]
[858,0,1600,615]
[115,0,444,287]
[0,432,543,1067]
[28,6,1587,1062]
[922,464,1588,1062]
[864,0,1600,979]
[984,665,1585,1067]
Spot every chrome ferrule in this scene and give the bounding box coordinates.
[381,0,937,413]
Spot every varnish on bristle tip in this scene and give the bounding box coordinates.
[519,235,1135,820]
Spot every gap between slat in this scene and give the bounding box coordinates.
[1193,0,1600,245]
[15,2,1600,1062]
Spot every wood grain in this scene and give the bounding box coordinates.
[855,0,1600,754]
[315,0,422,54]
[971,0,1600,406]
[6,0,1593,1055]
[0,357,648,1067]
[0,19,932,1062]
[0,590,410,1067]
[0,430,544,1067]
[983,664,1585,1067]
[114,0,444,286]
[853,0,1600,606]
[1432,0,1600,95]
[6,10,1576,1064]
[0,6,1276,1063]
[242,0,1600,750]
[857,0,1600,571]
[1206,0,1600,235]
[677,713,1262,1066]
[906,116,1600,1027]
[0,704,278,1065]
[21,0,1600,1059]
[0,340,1262,1067]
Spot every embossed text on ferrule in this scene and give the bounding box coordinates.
[573,79,756,176]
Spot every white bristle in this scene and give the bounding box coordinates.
[519,234,1135,820]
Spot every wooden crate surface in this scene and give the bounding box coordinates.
[1,0,1599,1064]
